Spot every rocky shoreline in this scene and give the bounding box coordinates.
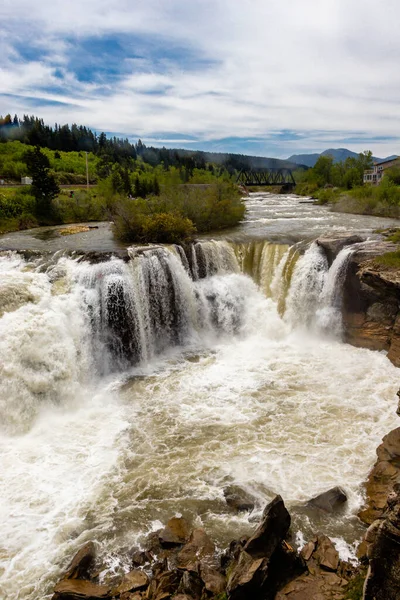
[51,492,361,600]
[51,233,400,600]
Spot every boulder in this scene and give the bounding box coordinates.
[359,427,400,525]
[313,535,339,572]
[159,517,190,548]
[62,542,96,580]
[145,570,181,600]
[275,570,347,599]
[243,495,291,558]
[200,564,226,594]
[177,570,203,599]
[316,235,363,266]
[177,528,215,572]
[363,485,400,600]
[307,487,347,513]
[52,579,112,600]
[226,496,299,600]
[112,570,149,595]
[276,536,346,599]
[223,485,256,512]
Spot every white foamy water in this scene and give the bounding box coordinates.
[0,237,399,599]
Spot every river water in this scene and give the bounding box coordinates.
[0,194,399,599]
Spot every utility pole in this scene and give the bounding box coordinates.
[85,152,89,190]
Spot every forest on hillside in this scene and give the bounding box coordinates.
[0,113,300,175]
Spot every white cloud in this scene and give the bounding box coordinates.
[1,0,400,156]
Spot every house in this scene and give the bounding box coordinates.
[364,156,400,185]
[21,176,33,185]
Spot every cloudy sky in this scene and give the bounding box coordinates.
[1,0,400,158]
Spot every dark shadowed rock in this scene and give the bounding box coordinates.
[223,485,256,512]
[363,485,400,600]
[177,570,203,599]
[52,579,112,600]
[243,495,291,558]
[63,542,96,580]
[159,517,190,548]
[145,569,182,599]
[307,486,347,513]
[227,496,298,600]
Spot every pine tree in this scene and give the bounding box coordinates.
[24,146,60,219]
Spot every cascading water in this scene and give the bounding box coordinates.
[284,241,358,336]
[0,236,399,600]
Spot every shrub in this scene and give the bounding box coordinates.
[111,182,244,243]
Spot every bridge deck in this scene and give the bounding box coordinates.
[237,168,295,187]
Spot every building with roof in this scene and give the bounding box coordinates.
[364,156,400,185]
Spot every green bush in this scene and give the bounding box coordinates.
[0,187,35,218]
[111,182,244,243]
[54,190,107,223]
[142,213,196,243]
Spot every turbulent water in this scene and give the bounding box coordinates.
[0,194,399,599]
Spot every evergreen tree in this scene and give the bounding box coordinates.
[24,146,60,218]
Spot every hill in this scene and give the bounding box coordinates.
[288,148,398,167]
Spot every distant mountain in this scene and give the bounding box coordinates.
[287,148,398,167]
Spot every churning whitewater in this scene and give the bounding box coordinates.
[0,233,399,599]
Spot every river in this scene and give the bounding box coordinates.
[0,193,399,599]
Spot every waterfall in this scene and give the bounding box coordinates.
[284,242,356,336]
[2,237,399,600]
[0,243,255,435]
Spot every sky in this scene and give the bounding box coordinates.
[1,0,400,159]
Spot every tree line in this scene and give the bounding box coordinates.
[0,113,298,175]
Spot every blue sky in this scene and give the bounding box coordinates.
[1,0,400,158]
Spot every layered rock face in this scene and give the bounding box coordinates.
[316,234,400,366]
[363,485,400,600]
[359,427,400,526]
[337,241,400,366]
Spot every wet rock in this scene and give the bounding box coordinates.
[226,496,297,600]
[62,542,96,580]
[317,234,363,266]
[159,517,190,548]
[145,570,181,599]
[243,495,291,558]
[313,535,339,572]
[359,427,400,525]
[177,570,203,599]
[177,528,215,572]
[200,564,226,594]
[223,485,256,512]
[300,541,315,562]
[52,579,112,600]
[130,550,153,568]
[363,485,400,600]
[307,487,347,513]
[112,570,149,595]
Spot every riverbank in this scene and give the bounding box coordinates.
[295,183,400,219]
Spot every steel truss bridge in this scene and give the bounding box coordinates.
[236,168,296,188]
